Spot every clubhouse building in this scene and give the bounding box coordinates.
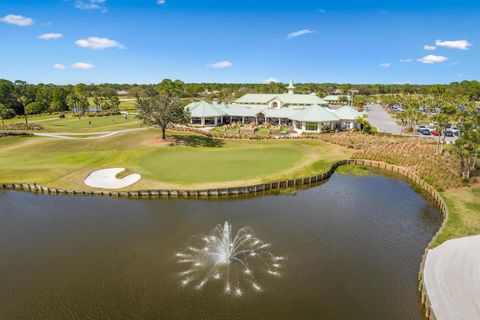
[186,81,362,134]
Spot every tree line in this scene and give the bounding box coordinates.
[1,79,479,119]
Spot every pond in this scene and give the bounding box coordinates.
[0,173,441,319]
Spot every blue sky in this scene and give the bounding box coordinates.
[0,0,479,84]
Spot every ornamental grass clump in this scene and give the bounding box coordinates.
[320,132,463,190]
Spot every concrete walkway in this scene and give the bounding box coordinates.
[33,128,146,140]
[423,235,480,320]
[84,168,142,189]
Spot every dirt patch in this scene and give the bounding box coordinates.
[141,136,176,147]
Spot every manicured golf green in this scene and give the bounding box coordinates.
[0,129,352,190]
[137,147,302,183]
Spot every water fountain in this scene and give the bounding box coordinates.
[176,222,284,296]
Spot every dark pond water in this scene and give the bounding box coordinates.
[0,174,441,320]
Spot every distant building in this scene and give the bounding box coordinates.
[186,81,362,133]
[235,80,327,108]
[322,95,351,105]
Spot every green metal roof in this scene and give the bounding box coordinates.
[290,105,340,122]
[275,94,327,105]
[323,95,350,102]
[235,93,327,105]
[332,106,362,120]
[186,101,227,117]
[220,105,262,117]
[322,95,340,101]
[234,94,279,104]
[263,108,299,118]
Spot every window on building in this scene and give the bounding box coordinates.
[204,117,216,125]
[306,122,318,131]
[295,121,302,130]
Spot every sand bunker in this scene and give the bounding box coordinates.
[84,168,141,189]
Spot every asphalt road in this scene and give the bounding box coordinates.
[364,103,402,135]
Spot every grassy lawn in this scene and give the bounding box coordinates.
[28,115,141,133]
[87,97,137,110]
[119,99,137,110]
[4,113,141,133]
[0,130,352,190]
[335,164,371,176]
[432,186,480,247]
[3,113,65,124]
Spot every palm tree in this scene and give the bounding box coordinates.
[18,95,29,124]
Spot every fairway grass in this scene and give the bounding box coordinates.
[0,129,353,190]
[36,115,141,133]
[433,186,480,247]
[3,114,141,133]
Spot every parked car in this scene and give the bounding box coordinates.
[431,130,441,136]
[420,129,432,135]
[416,125,427,132]
[445,127,460,136]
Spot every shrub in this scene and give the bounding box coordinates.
[0,123,44,131]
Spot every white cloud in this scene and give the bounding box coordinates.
[417,55,448,64]
[0,14,33,27]
[263,77,279,84]
[399,58,413,63]
[75,37,125,49]
[379,63,391,68]
[157,0,166,4]
[207,60,233,69]
[424,45,436,51]
[75,0,108,13]
[435,39,472,50]
[72,62,94,69]
[39,33,63,40]
[53,64,66,70]
[287,29,315,39]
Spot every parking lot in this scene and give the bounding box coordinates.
[365,104,457,143]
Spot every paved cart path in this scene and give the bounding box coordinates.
[423,235,480,320]
[33,127,147,139]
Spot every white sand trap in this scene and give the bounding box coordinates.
[84,168,141,189]
[424,235,480,320]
